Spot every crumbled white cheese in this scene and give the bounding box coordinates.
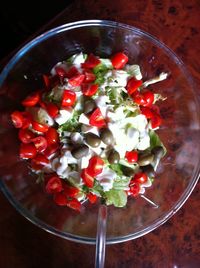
[96,167,116,192]
[55,108,73,125]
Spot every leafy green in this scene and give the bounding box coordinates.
[58,110,81,133]
[107,86,124,105]
[109,164,124,176]
[113,177,131,190]
[93,62,112,85]
[149,130,167,155]
[104,189,127,207]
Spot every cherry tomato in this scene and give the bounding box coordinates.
[18,128,35,144]
[89,108,106,128]
[140,107,154,119]
[127,78,142,95]
[32,136,48,152]
[19,143,37,159]
[133,172,148,184]
[65,66,79,78]
[66,198,81,212]
[45,175,63,194]
[21,112,32,129]
[62,90,76,107]
[87,192,98,204]
[151,113,162,129]
[111,52,128,69]
[131,90,146,106]
[54,192,68,206]
[125,151,138,163]
[81,168,94,188]
[87,156,104,177]
[32,121,49,133]
[63,184,80,197]
[129,182,140,197]
[142,91,154,107]
[68,74,85,87]
[45,127,59,145]
[32,153,49,166]
[81,54,101,69]
[45,103,59,118]
[30,161,44,171]
[55,66,67,78]
[44,143,59,158]
[11,111,25,128]
[84,70,96,82]
[81,84,98,96]
[22,92,40,107]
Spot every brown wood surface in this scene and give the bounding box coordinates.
[1,0,200,267]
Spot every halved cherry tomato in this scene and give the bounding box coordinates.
[62,90,76,107]
[30,161,44,171]
[142,91,154,107]
[68,74,85,87]
[81,54,101,69]
[44,143,59,158]
[129,182,140,197]
[65,66,79,78]
[81,168,94,188]
[22,92,40,107]
[63,184,80,197]
[11,111,25,128]
[127,78,142,95]
[32,153,49,166]
[66,198,81,212]
[45,127,59,145]
[131,90,146,106]
[45,103,59,118]
[89,108,106,128]
[81,84,98,96]
[54,192,68,206]
[125,151,138,163]
[87,156,104,177]
[19,143,37,159]
[45,175,63,194]
[140,107,154,119]
[21,112,32,129]
[18,128,35,144]
[32,121,49,133]
[151,113,162,129]
[111,52,128,69]
[84,70,96,82]
[87,192,98,204]
[133,172,148,184]
[55,66,67,78]
[32,136,48,152]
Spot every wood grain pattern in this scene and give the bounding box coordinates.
[1,0,200,267]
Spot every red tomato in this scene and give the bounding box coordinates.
[87,192,98,204]
[18,128,35,144]
[68,74,85,87]
[125,151,138,163]
[31,161,44,171]
[32,153,49,166]
[81,54,101,69]
[89,108,106,128]
[151,113,162,129]
[32,121,49,133]
[55,66,67,78]
[19,143,37,159]
[140,107,154,119]
[84,70,96,82]
[62,90,76,107]
[81,84,98,96]
[22,92,40,107]
[21,112,32,129]
[133,172,148,184]
[45,175,63,194]
[87,156,104,177]
[111,52,128,69]
[54,192,68,206]
[81,168,94,188]
[11,111,25,128]
[32,136,48,152]
[42,74,50,89]
[127,78,142,95]
[66,198,81,212]
[142,91,154,107]
[63,184,79,197]
[45,127,59,145]
[131,90,146,106]
[129,182,140,197]
[44,143,59,158]
[65,66,79,78]
[45,103,59,118]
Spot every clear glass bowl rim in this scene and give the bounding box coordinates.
[0,19,199,245]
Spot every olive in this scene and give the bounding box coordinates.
[141,165,155,177]
[85,133,101,148]
[121,166,135,177]
[138,153,154,166]
[100,128,114,145]
[107,150,120,164]
[71,144,89,159]
[83,98,96,114]
[152,146,164,160]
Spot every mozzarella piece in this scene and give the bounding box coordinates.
[55,108,73,125]
[96,167,116,192]
[37,108,54,126]
[71,53,86,68]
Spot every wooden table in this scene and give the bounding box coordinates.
[1,1,200,267]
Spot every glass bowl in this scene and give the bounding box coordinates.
[0,20,199,244]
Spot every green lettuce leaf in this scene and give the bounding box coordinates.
[104,189,127,207]
[149,130,167,155]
